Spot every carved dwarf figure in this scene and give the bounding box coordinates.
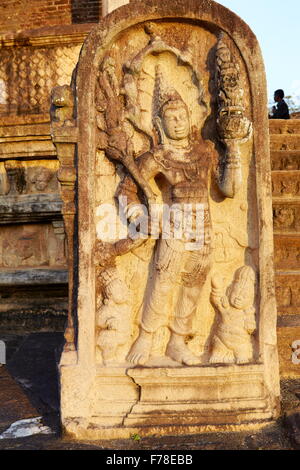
[209,266,257,364]
[28,167,54,192]
[96,268,132,365]
[113,67,243,366]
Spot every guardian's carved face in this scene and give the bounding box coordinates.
[161,102,190,141]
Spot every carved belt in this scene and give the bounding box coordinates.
[171,183,208,201]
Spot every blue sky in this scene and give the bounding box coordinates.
[216,0,300,105]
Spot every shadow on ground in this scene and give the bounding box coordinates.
[0,332,299,450]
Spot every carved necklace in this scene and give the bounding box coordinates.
[153,146,209,183]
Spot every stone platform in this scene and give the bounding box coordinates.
[0,332,299,449]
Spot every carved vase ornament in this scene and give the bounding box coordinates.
[51,0,280,439]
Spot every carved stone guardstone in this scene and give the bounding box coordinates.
[51,0,280,439]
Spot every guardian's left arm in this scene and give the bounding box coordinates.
[217,140,242,198]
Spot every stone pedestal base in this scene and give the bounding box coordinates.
[60,363,279,440]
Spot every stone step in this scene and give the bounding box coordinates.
[0,193,62,224]
[271,151,300,171]
[277,315,300,328]
[269,119,300,135]
[273,203,300,233]
[275,271,300,315]
[0,268,68,286]
[272,171,300,199]
[270,134,300,151]
[274,235,300,271]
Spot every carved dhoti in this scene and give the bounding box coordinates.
[140,235,212,336]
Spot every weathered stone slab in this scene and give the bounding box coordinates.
[0,269,68,286]
[0,194,62,223]
[52,0,280,439]
[0,137,56,159]
[0,221,67,270]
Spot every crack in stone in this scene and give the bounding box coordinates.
[122,368,141,426]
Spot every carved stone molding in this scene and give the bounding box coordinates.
[50,85,78,357]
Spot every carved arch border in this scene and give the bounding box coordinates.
[122,23,205,138]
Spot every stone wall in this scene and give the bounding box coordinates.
[0,0,101,32]
[0,1,98,331]
[270,119,300,378]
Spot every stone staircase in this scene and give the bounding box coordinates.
[270,119,300,378]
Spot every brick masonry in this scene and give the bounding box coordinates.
[0,0,102,33]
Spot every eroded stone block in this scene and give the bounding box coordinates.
[0,223,67,269]
[274,236,300,271]
[276,274,300,315]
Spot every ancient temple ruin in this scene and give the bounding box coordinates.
[49,0,280,439]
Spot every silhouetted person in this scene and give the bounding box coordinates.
[269,89,290,119]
